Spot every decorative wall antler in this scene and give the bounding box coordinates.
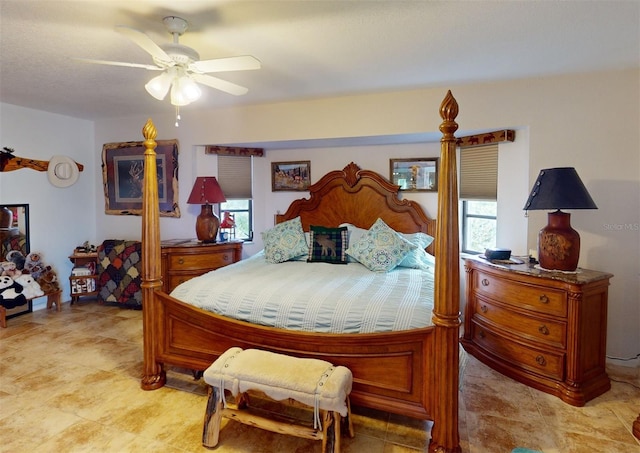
[0,147,84,172]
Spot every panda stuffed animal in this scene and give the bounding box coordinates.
[0,275,28,309]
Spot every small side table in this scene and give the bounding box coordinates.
[160,240,243,293]
[68,252,98,303]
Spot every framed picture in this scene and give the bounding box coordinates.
[271,161,311,191]
[390,158,439,192]
[102,139,180,217]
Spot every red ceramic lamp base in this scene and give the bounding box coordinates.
[537,210,580,271]
[195,204,220,243]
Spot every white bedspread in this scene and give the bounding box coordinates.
[170,251,434,334]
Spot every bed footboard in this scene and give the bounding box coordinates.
[152,290,436,420]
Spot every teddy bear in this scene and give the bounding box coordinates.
[6,250,26,270]
[24,252,45,280]
[14,274,44,299]
[1,261,22,278]
[37,267,61,294]
[0,275,28,309]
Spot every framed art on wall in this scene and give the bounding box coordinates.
[390,158,438,192]
[102,139,180,217]
[271,161,311,191]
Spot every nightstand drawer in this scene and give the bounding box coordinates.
[470,320,565,380]
[473,297,566,348]
[474,270,567,317]
[169,251,235,270]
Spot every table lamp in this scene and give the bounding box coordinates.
[523,167,597,271]
[187,176,226,243]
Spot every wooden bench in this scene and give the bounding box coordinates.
[202,347,354,453]
[0,290,61,328]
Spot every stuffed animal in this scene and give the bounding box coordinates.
[1,261,22,278]
[0,275,28,309]
[24,252,45,279]
[14,274,44,299]
[6,250,26,270]
[37,267,60,294]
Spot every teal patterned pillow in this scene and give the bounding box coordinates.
[261,216,308,263]
[346,218,416,272]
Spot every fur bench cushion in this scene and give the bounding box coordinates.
[204,347,352,417]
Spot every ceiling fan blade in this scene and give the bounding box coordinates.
[115,25,172,65]
[190,56,261,74]
[72,58,162,71]
[191,73,249,96]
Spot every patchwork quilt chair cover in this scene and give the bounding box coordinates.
[1,234,27,259]
[96,240,142,308]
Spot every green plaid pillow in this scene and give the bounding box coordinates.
[307,225,349,264]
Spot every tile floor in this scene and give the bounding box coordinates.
[1,300,639,453]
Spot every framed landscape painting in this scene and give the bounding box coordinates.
[271,161,311,192]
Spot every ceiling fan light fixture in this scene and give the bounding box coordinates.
[170,75,201,106]
[145,72,172,100]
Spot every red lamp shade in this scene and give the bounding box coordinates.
[524,167,597,271]
[187,177,227,243]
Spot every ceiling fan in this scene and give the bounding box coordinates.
[75,16,260,107]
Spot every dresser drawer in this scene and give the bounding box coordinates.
[470,320,565,380]
[473,297,566,349]
[474,270,567,317]
[169,251,235,271]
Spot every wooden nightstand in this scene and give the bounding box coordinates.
[461,256,612,406]
[160,240,243,293]
[68,252,98,303]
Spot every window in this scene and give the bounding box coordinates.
[460,144,498,254]
[217,155,253,241]
[220,199,253,241]
[462,200,497,254]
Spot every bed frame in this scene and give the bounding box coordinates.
[139,91,461,453]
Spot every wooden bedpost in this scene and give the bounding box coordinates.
[140,118,166,390]
[429,91,461,453]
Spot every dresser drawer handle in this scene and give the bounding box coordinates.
[222,253,230,261]
[480,305,488,313]
[535,355,547,366]
[539,294,549,304]
[481,278,490,287]
[478,330,486,339]
[538,325,549,335]
[178,258,184,265]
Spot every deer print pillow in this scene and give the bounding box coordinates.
[307,225,349,264]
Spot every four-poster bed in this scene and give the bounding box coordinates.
[138,91,462,452]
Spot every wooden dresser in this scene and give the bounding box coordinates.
[160,240,243,293]
[461,256,612,406]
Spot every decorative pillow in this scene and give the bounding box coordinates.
[345,218,416,272]
[398,232,435,269]
[261,216,308,263]
[339,223,367,263]
[307,225,349,264]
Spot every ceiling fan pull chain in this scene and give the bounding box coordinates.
[175,106,181,127]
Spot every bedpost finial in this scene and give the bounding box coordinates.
[439,91,459,137]
[142,118,157,141]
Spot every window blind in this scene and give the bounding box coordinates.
[459,144,498,200]
[218,155,252,199]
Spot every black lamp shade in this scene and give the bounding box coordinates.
[524,167,597,211]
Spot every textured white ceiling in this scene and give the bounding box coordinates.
[1,1,638,121]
